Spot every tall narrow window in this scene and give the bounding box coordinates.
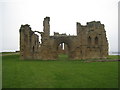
[33,46,34,52]
[88,36,91,45]
[95,37,98,45]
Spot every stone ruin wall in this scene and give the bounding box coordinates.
[19,17,108,60]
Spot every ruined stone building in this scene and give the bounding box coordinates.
[19,17,108,60]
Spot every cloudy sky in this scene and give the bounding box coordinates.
[0,0,119,52]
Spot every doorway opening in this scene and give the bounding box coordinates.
[57,43,69,60]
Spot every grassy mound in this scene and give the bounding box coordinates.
[2,55,118,88]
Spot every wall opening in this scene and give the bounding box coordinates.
[57,42,69,60]
[95,37,98,45]
[34,32,41,46]
[33,46,34,52]
[58,43,68,54]
[88,36,91,45]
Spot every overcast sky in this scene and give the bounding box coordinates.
[0,0,119,52]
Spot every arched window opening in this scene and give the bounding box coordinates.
[33,46,34,52]
[88,36,91,45]
[95,37,98,45]
[34,32,42,45]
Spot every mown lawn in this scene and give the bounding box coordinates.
[1,52,17,54]
[2,55,118,88]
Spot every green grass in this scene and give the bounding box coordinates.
[107,55,119,60]
[1,52,16,54]
[2,54,118,88]
[80,55,119,62]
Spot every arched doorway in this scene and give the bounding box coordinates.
[53,36,72,60]
[57,43,69,55]
[57,42,69,60]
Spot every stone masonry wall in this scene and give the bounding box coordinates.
[19,17,108,60]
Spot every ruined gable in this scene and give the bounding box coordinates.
[19,17,108,60]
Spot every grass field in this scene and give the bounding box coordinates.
[2,54,118,88]
[1,52,18,54]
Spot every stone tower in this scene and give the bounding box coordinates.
[19,24,39,59]
[43,17,50,37]
[76,21,108,59]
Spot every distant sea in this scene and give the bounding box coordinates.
[109,52,120,55]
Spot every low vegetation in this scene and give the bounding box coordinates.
[1,52,17,54]
[2,54,118,88]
